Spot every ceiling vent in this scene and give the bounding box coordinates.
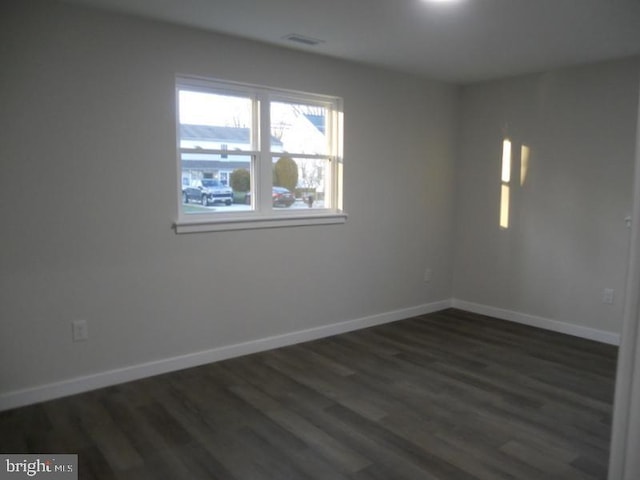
[282,34,325,46]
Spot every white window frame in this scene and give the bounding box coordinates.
[174,76,346,233]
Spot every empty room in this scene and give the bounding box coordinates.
[1,0,640,479]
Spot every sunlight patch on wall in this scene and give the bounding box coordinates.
[500,139,511,229]
[520,145,530,186]
[501,139,511,183]
[500,185,510,229]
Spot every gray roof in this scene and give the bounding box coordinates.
[180,124,282,146]
[304,114,325,134]
[182,159,249,170]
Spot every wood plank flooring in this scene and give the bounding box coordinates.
[0,309,618,479]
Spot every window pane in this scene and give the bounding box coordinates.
[270,101,329,155]
[272,156,329,210]
[179,90,252,150]
[181,153,253,214]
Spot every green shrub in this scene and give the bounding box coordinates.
[273,156,298,192]
[232,191,247,204]
[230,168,250,192]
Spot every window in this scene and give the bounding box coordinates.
[175,77,345,233]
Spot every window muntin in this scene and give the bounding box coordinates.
[176,77,343,229]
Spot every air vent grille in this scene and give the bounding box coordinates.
[283,34,325,46]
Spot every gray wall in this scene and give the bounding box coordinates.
[2,0,638,404]
[0,0,457,397]
[454,59,640,333]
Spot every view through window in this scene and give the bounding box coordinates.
[176,78,343,227]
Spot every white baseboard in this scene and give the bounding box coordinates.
[452,299,621,346]
[0,299,452,412]
[2,298,619,412]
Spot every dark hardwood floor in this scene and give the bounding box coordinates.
[0,309,618,479]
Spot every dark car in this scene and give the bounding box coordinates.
[182,179,233,206]
[244,187,296,207]
[272,187,295,207]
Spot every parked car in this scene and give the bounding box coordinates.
[182,179,233,206]
[244,187,296,207]
[272,187,295,207]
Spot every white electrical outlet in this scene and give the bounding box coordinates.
[72,319,89,342]
[602,288,614,305]
[424,268,432,283]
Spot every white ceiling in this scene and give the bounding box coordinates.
[64,0,640,84]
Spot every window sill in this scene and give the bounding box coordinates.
[174,211,348,234]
